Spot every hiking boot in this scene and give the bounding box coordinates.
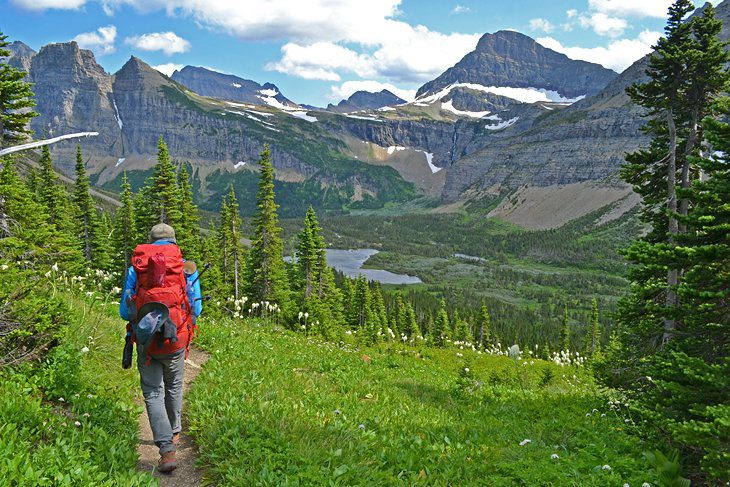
[172,433,180,445]
[158,451,177,473]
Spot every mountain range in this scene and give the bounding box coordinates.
[6,1,728,223]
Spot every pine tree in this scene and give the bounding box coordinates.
[111,172,136,273]
[296,206,321,299]
[586,298,601,357]
[559,306,570,351]
[0,32,38,148]
[136,137,182,236]
[477,304,492,348]
[220,186,244,299]
[38,145,73,234]
[370,282,388,337]
[245,145,290,310]
[433,299,450,347]
[402,302,418,342]
[72,145,106,268]
[177,164,201,262]
[350,275,370,330]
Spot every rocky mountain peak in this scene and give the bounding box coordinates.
[417,30,617,100]
[5,40,35,73]
[327,89,406,113]
[170,65,296,107]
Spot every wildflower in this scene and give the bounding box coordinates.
[551,454,559,459]
[586,413,591,417]
[642,484,651,487]
[301,325,306,330]
[298,312,303,319]
[81,346,89,353]
[456,352,463,357]
[87,394,93,399]
[74,421,81,427]
[82,413,90,417]
[59,397,65,402]
[592,409,598,413]
[358,424,365,430]
[602,465,612,471]
[44,271,52,278]
[0,264,8,270]
[601,413,606,418]
[519,439,531,446]
[304,312,309,319]
[52,263,59,272]
[624,484,630,487]
[464,367,470,373]
[624,419,631,423]
[333,409,341,415]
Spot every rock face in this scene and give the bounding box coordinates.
[327,89,406,113]
[6,41,35,73]
[170,66,296,107]
[28,42,123,170]
[417,30,618,99]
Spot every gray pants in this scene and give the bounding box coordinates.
[137,345,185,454]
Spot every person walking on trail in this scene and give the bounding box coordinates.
[119,223,202,473]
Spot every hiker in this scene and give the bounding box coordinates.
[119,223,203,473]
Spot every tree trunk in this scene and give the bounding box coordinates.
[664,111,679,344]
[679,109,700,233]
[0,194,11,237]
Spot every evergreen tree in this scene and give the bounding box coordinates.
[111,172,136,273]
[586,298,601,357]
[370,282,388,337]
[38,145,74,234]
[177,164,201,262]
[559,306,570,351]
[349,276,370,330]
[296,206,322,299]
[136,137,181,236]
[72,145,106,268]
[220,186,244,299]
[402,302,418,342]
[433,299,450,347]
[477,304,492,348]
[245,145,290,310]
[0,32,38,147]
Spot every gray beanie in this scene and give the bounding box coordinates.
[149,223,176,243]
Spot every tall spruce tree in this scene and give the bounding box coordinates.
[477,304,492,348]
[72,145,105,268]
[0,32,37,148]
[586,298,601,357]
[433,299,450,347]
[177,164,201,262]
[136,137,182,236]
[559,306,571,351]
[245,145,290,310]
[111,172,136,273]
[38,145,73,234]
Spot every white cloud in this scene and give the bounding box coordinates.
[529,18,555,34]
[124,31,191,55]
[267,42,375,81]
[579,12,628,37]
[152,63,184,76]
[537,29,661,72]
[566,9,578,18]
[11,0,85,10]
[587,0,673,19]
[330,80,416,102]
[451,4,471,14]
[72,25,117,56]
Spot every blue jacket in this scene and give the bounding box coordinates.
[119,239,203,321]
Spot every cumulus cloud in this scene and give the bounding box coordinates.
[125,31,191,55]
[11,0,85,10]
[451,4,472,14]
[579,12,628,37]
[72,25,117,56]
[267,42,375,81]
[529,18,555,34]
[330,80,416,102]
[152,63,184,76]
[538,29,661,72]
[587,0,673,19]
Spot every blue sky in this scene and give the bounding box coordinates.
[0,0,719,106]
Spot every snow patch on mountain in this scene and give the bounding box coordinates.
[441,100,490,118]
[386,146,407,155]
[115,157,125,167]
[113,100,123,129]
[231,83,242,88]
[234,161,246,169]
[416,82,584,105]
[290,111,318,122]
[485,117,519,131]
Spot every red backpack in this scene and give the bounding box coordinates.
[131,243,192,356]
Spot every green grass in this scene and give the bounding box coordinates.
[188,317,658,486]
[0,282,155,486]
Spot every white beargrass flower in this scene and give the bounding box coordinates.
[519,439,531,446]
[551,453,559,459]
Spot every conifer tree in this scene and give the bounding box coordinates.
[220,186,244,299]
[370,282,388,335]
[477,304,492,348]
[0,32,38,148]
[245,145,290,310]
[349,275,370,330]
[111,172,136,273]
[38,145,73,234]
[586,298,601,357]
[72,145,106,268]
[433,299,450,347]
[559,306,571,351]
[177,164,201,262]
[296,206,322,299]
[402,302,418,342]
[136,137,182,236]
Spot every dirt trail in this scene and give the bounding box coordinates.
[137,346,210,486]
